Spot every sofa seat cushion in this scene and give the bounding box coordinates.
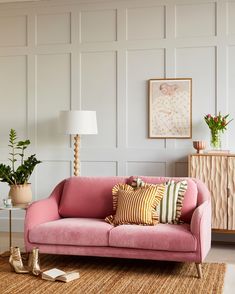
[109,223,196,252]
[29,218,113,247]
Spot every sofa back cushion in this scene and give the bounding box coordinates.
[59,176,127,218]
[128,176,198,223]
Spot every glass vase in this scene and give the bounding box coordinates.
[210,129,222,150]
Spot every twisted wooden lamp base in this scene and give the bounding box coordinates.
[74,134,80,176]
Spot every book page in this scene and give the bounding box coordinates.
[57,272,80,283]
[42,268,66,279]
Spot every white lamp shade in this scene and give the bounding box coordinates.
[59,110,98,135]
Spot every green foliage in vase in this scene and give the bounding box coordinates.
[0,129,41,185]
[204,112,233,133]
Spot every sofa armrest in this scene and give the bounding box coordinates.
[24,179,66,251]
[24,179,65,231]
[192,178,211,206]
[25,197,60,230]
[190,199,211,261]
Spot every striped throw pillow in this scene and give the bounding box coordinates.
[111,183,133,212]
[110,183,164,215]
[157,180,187,224]
[105,184,134,225]
[113,185,165,226]
[130,178,188,224]
[105,184,165,226]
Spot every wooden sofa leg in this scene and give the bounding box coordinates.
[195,263,202,278]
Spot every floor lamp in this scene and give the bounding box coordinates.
[59,110,98,176]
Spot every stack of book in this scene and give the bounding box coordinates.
[205,150,230,154]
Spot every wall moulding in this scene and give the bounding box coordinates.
[0,0,233,234]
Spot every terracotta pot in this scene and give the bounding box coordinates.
[9,183,32,205]
[193,141,206,154]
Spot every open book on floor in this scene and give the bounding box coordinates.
[42,268,80,282]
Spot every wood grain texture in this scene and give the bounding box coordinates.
[189,155,228,230]
[228,157,235,230]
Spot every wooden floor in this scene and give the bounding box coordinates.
[206,242,235,263]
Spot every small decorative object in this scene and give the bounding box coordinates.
[193,141,206,154]
[204,113,233,150]
[3,198,12,208]
[148,78,192,138]
[0,129,41,205]
[59,110,98,176]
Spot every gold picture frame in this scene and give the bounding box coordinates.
[148,78,192,138]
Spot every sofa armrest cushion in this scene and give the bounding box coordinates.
[25,197,60,230]
[190,199,211,261]
[24,179,65,231]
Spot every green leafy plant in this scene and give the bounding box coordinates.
[204,112,233,132]
[204,112,233,149]
[0,129,41,185]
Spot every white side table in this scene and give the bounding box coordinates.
[0,205,28,256]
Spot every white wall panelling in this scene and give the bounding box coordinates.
[36,53,71,147]
[0,15,27,47]
[80,9,117,43]
[81,161,117,176]
[36,161,71,199]
[175,46,216,148]
[81,51,117,148]
[175,3,216,38]
[0,0,235,233]
[127,49,165,149]
[36,12,71,45]
[126,161,166,177]
[126,6,165,40]
[0,55,27,144]
[227,1,235,36]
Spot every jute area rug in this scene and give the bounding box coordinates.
[0,254,225,294]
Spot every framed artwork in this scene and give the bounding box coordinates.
[148,78,192,138]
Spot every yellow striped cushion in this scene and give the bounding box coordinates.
[105,184,165,226]
[130,178,188,224]
[111,183,133,212]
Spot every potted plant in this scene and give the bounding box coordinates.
[204,112,233,150]
[0,129,41,205]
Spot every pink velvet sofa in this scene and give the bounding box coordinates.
[24,176,211,278]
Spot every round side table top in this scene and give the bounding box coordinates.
[0,204,29,211]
